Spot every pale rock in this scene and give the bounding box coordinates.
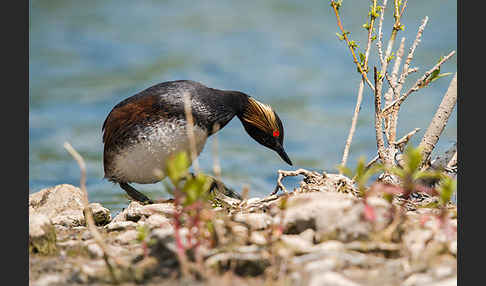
[125,201,145,222]
[145,214,172,229]
[141,203,176,216]
[425,277,457,286]
[312,240,345,252]
[32,274,64,286]
[245,197,262,204]
[281,234,313,253]
[299,228,315,243]
[89,203,111,225]
[233,212,272,230]
[86,243,104,258]
[403,229,434,261]
[309,271,361,286]
[433,265,454,280]
[115,229,140,245]
[29,184,112,227]
[250,231,267,245]
[29,184,85,227]
[105,221,138,232]
[305,258,337,272]
[231,224,249,239]
[284,192,372,241]
[448,240,457,255]
[402,273,434,286]
[29,213,57,255]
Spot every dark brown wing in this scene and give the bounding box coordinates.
[102,94,162,150]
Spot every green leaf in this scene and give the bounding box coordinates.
[166,151,190,184]
[404,145,423,174]
[338,165,353,178]
[430,72,452,83]
[136,225,150,242]
[182,173,210,206]
[413,170,443,181]
[359,52,366,63]
[438,177,456,205]
[349,40,359,49]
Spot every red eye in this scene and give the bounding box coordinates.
[273,130,280,137]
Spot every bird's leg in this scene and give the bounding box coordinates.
[119,183,154,205]
[186,172,242,200]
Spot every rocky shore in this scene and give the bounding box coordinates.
[29,172,457,286]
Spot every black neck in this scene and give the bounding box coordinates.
[213,89,249,116]
[202,89,250,135]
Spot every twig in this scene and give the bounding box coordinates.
[379,0,403,79]
[376,0,389,64]
[383,37,405,142]
[340,0,378,169]
[384,37,405,102]
[365,128,419,169]
[365,155,380,169]
[418,72,457,167]
[384,72,400,107]
[446,150,457,170]
[394,16,429,97]
[392,128,421,151]
[210,122,227,196]
[374,0,405,149]
[373,67,389,166]
[382,50,455,116]
[183,92,200,174]
[271,168,320,195]
[331,1,375,91]
[211,123,222,182]
[64,142,123,284]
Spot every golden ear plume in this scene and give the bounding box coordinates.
[242,97,279,133]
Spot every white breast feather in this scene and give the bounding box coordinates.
[109,119,207,184]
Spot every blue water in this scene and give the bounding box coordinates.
[29,0,457,212]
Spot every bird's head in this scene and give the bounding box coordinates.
[239,97,293,166]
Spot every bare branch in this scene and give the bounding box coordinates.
[373,67,389,165]
[341,80,366,170]
[384,72,400,106]
[381,50,455,116]
[340,0,378,170]
[385,37,406,102]
[446,151,457,170]
[419,72,457,166]
[399,0,408,18]
[64,142,125,283]
[183,92,200,174]
[395,16,429,93]
[331,1,375,91]
[392,128,421,151]
[211,123,222,182]
[383,37,405,143]
[376,0,389,65]
[272,168,321,195]
[365,155,380,169]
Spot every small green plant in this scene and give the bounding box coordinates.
[339,156,382,197]
[384,145,444,199]
[136,225,156,258]
[339,156,383,221]
[164,151,216,278]
[340,145,456,222]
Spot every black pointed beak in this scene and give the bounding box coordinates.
[276,145,293,166]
